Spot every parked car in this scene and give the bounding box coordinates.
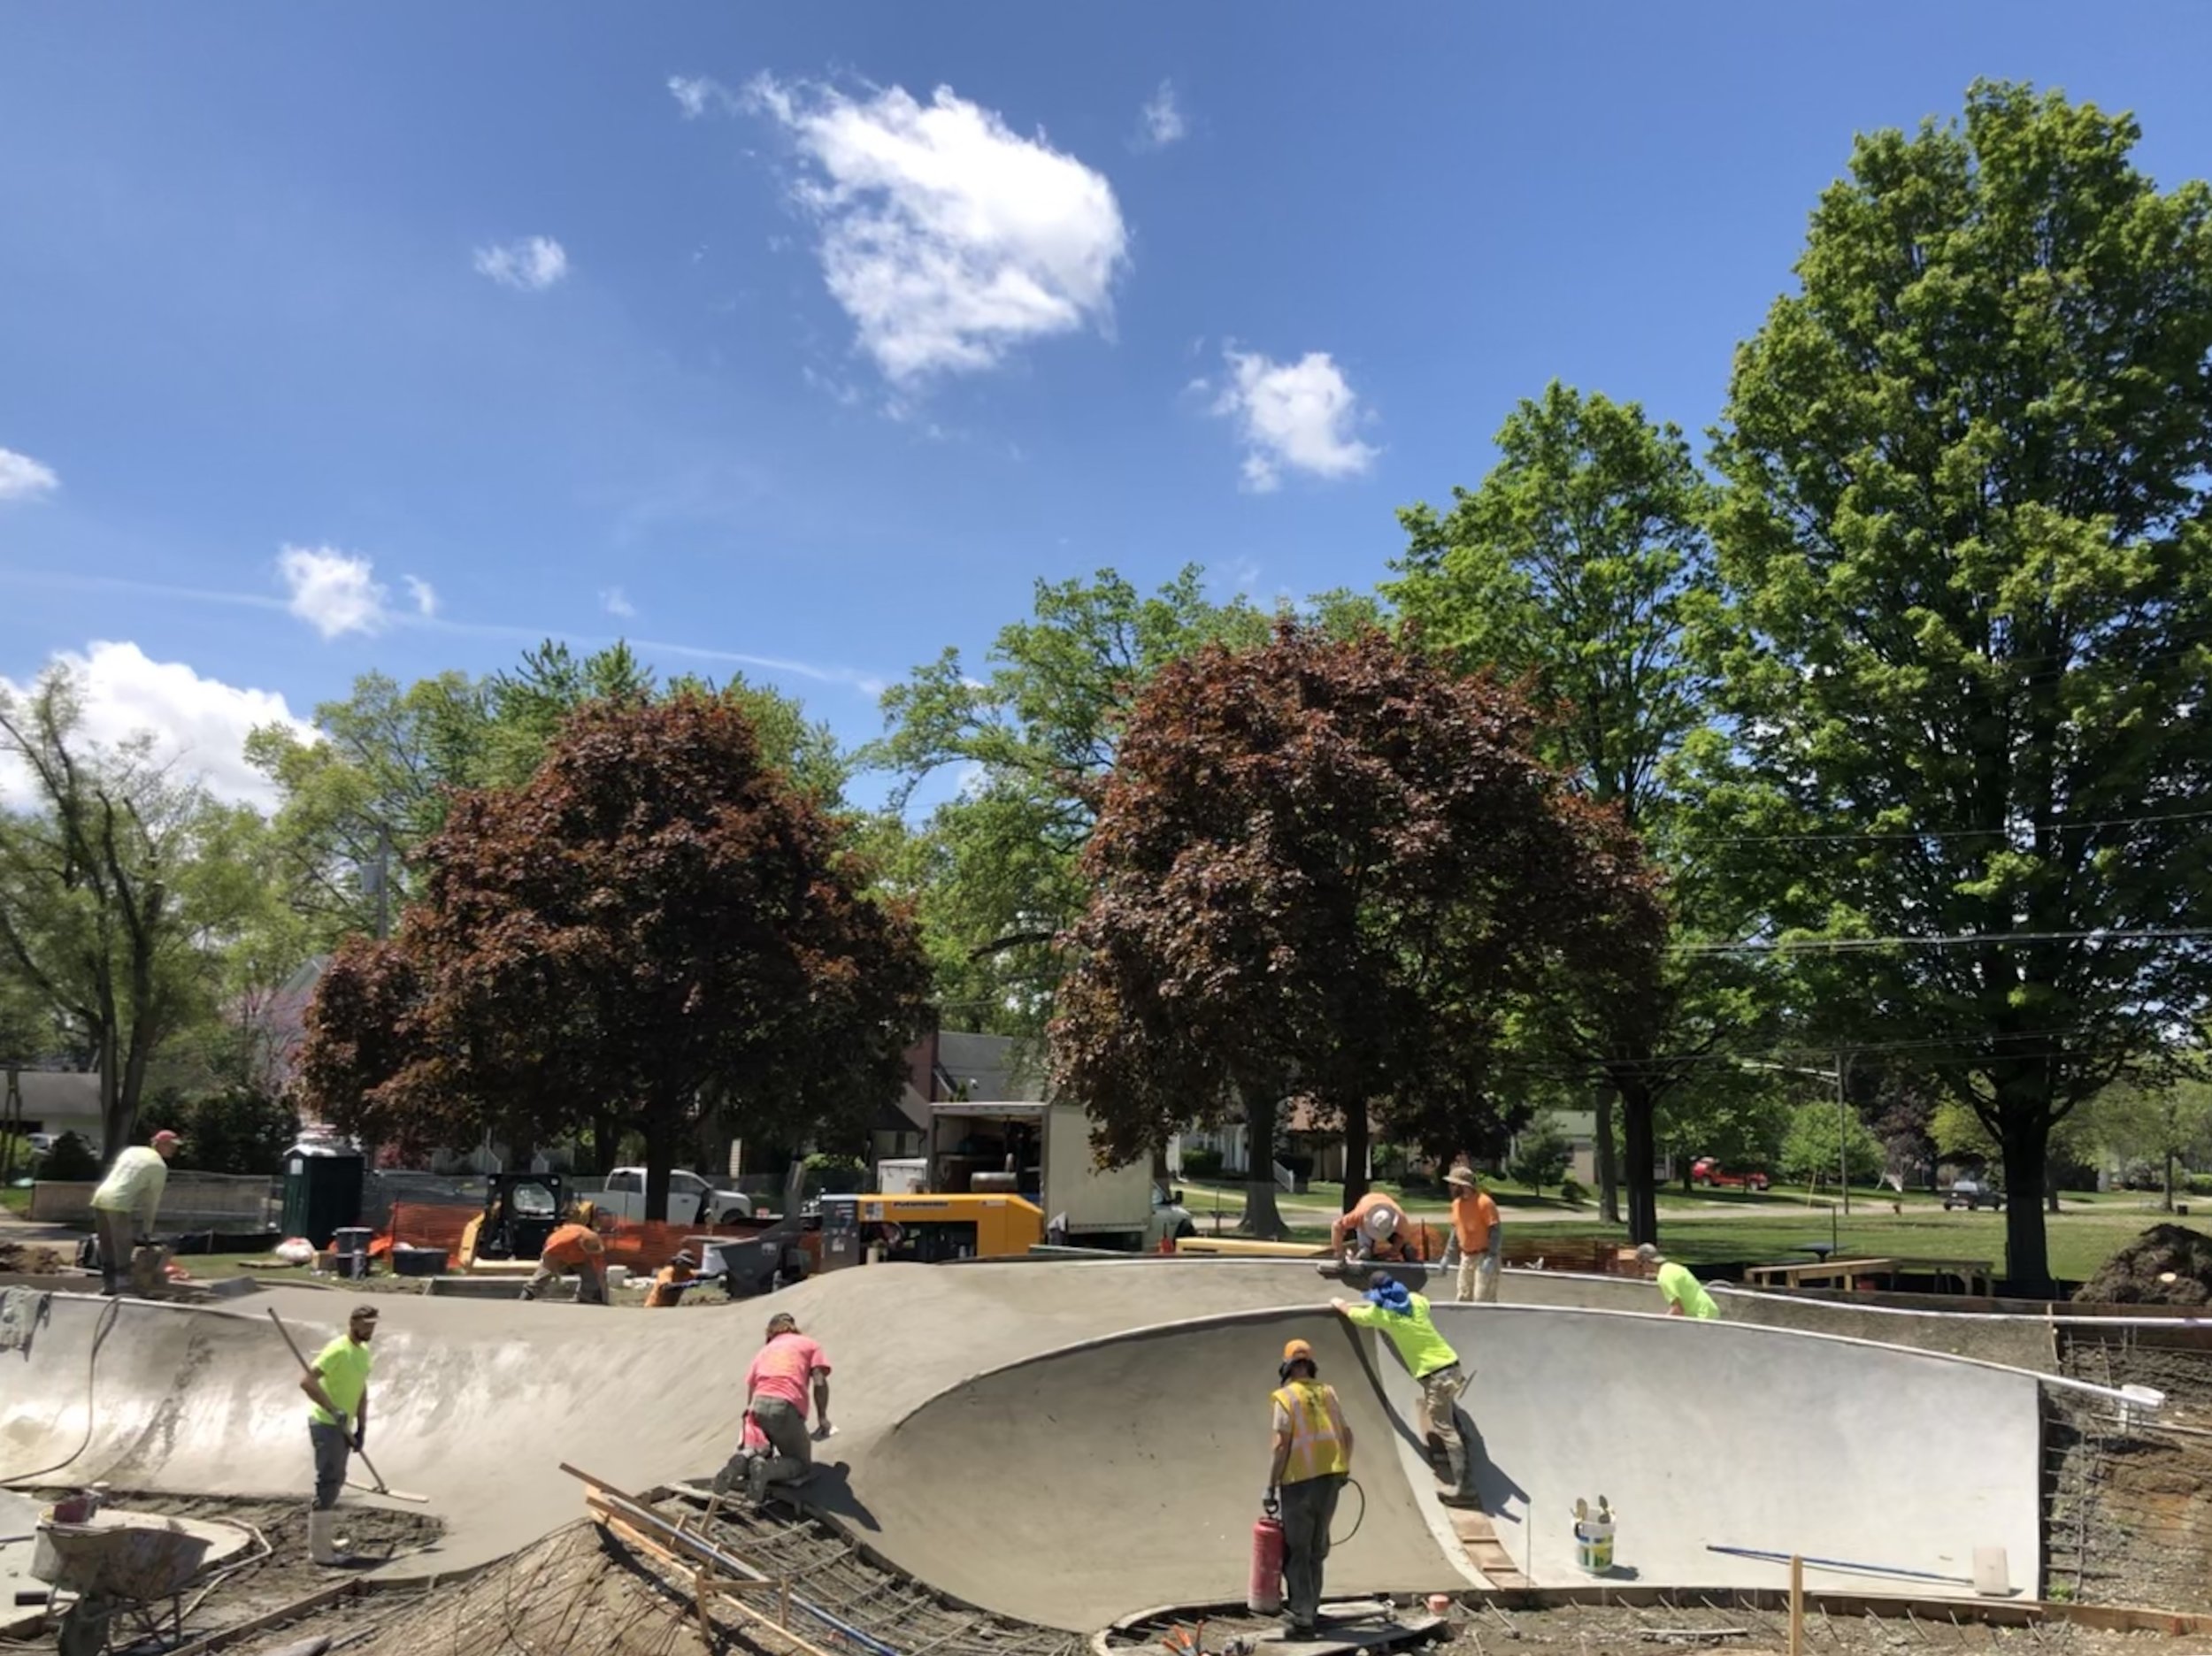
[593,1167,755,1225]
[1941,1176,2003,1211]
[1690,1157,1771,1192]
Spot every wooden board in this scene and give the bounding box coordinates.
[1445,1506,1527,1590]
[1254,1611,1444,1652]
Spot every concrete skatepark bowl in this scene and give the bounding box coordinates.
[0,1261,2047,1633]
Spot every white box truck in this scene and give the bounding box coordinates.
[927,1100,1191,1251]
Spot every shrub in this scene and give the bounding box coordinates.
[1508,1116,1573,1197]
[41,1131,101,1182]
[1179,1146,1225,1181]
[1559,1177,1588,1206]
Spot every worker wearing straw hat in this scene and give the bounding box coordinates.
[1442,1162,1502,1303]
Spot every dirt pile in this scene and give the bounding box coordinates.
[0,1238,69,1273]
[2073,1223,2212,1305]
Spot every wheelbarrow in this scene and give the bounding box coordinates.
[33,1514,216,1656]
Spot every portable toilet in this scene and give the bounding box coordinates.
[281,1140,365,1246]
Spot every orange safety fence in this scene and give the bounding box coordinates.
[386,1202,775,1271]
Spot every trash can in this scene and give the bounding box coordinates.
[280,1143,365,1247]
[331,1227,373,1280]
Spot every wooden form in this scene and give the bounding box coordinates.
[1743,1256,1995,1295]
[563,1464,837,1656]
[1445,1506,1528,1591]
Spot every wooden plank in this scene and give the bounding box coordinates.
[1446,1506,1528,1590]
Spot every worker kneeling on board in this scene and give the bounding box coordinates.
[1636,1243,1721,1318]
[712,1311,834,1506]
[522,1200,609,1305]
[1267,1338,1355,1638]
[1333,1273,1479,1507]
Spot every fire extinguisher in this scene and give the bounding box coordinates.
[1248,1496,1285,1614]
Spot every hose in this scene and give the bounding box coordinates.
[1,1297,122,1488]
[1329,1477,1365,1547]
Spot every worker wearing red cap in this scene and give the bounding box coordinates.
[1266,1336,1355,1638]
[88,1129,182,1296]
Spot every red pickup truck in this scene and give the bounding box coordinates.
[1691,1157,1771,1192]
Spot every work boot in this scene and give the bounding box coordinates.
[308,1509,357,1568]
[710,1453,749,1497]
[744,1455,772,1506]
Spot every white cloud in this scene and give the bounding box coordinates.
[1136,80,1187,150]
[1210,348,1378,492]
[279,545,390,639]
[472,235,570,292]
[403,575,438,617]
[0,641,311,810]
[668,74,737,119]
[0,447,59,502]
[749,76,1129,382]
[601,586,637,618]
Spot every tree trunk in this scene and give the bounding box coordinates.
[1596,1085,1620,1224]
[1340,1101,1371,1208]
[1619,1076,1659,1245]
[1239,1092,1288,1239]
[97,1023,126,1165]
[592,1113,621,1177]
[643,1116,675,1223]
[2000,1113,2053,1296]
[2164,1146,2177,1215]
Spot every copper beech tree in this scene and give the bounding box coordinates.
[1050,624,1666,1236]
[297,694,932,1220]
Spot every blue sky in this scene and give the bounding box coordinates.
[4,4,2211,810]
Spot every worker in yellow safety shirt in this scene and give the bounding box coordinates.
[522,1200,609,1304]
[88,1130,181,1296]
[1637,1243,1721,1318]
[644,1249,698,1308]
[296,1302,379,1567]
[1333,1273,1479,1506]
[1266,1338,1354,1638]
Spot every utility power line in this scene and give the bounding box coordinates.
[1680,809,2212,847]
[1675,927,2212,954]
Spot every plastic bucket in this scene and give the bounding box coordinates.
[1574,1520,1615,1575]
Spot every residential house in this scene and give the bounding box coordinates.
[2,1070,104,1153]
[874,1031,1044,1171]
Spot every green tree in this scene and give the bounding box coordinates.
[0,667,270,1159]
[1703,82,2212,1292]
[1051,625,1665,1236]
[2093,1071,2212,1210]
[296,694,931,1219]
[141,1085,300,1177]
[1508,1114,1574,1197]
[1779,1100,1886,1186]
[1391,381,1763,1240]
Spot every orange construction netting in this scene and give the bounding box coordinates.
[386,1202,771,1270]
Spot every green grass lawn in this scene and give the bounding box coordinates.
[0,1187,29,1215]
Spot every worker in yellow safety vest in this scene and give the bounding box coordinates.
[1266,1338,1355,1638]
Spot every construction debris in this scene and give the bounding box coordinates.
[2072,1225,2212,1305]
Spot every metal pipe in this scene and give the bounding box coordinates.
[1706,1545,1972,1586]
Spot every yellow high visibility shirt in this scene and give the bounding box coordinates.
[1271,1379,1351,1484]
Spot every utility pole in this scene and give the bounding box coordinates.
[1837,1050,1853,1216]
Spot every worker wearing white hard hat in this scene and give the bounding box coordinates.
[1328,1191,1404,1264]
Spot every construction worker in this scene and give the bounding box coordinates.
[643,1248,698,1308]
[1332,1274,1479,1506]
[1328,1190,1405,1264]
[714,1310,833,1505]
[296,1303,378,1567]
[88,1129,181,1296]
[521,1200,608,1304]
[1443,1164,1502,1303]
[1636,1244,1720,1318]
[1267,1338,1354,1637]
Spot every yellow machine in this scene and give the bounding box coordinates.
[812,1192,1045,1269]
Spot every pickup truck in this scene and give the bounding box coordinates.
[1691,1157,1771,1192]
[591,1167,755,1225]
[1941,1177,2003,1211]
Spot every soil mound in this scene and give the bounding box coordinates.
[2074,1223,2212,1305]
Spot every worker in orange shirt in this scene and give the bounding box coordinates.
[1443,1164,1503,1302]
[1327,1184,1433,1264]
[521,1200,609,1305]
[643,1248,698,1308]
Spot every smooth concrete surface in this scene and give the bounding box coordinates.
[0,1261,2047,1630]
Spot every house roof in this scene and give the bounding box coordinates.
[935,1031,1047,1104]
[5,1070,101,1119]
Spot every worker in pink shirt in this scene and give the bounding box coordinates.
[714,1310,833,1505]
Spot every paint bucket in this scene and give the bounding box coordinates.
[1574,1518,1615,1576]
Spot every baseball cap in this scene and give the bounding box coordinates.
[350,1303,380,1321]
[1635,1243,1662,1263]
[151,1130,182,1148]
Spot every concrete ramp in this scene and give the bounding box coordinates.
[850,1308,1457,1628]
[0,1267,2047,1632]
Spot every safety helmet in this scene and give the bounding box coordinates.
[1282,1338,1315,1365]
[1362,1203,1402,1238]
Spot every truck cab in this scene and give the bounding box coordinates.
[593,1167,754,1225]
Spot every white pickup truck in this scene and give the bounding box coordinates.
[591,1167,755,1225]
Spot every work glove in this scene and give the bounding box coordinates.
[351,1422,366,1453]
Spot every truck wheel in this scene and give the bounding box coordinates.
[1175,1218,1196,1240]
